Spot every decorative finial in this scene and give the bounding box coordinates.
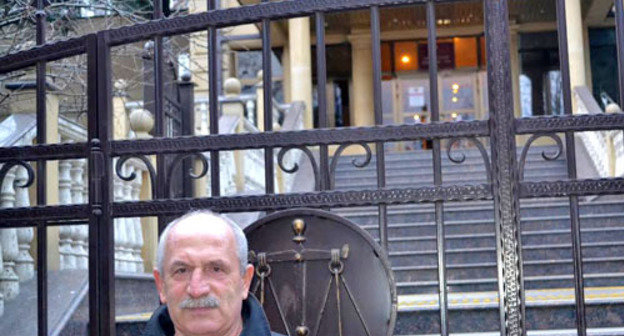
[292,218,306,243]
[295,326,309,336]
[128,108,154,139]
[224,77,242,97]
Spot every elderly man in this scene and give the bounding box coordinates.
[142,210,283,336]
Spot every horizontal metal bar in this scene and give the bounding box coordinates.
[106,0,425,46]
[519,178,624,198]
[112,184,493,217]
[515,113,624,134]
[0,143,88,161]
[0,204,90,224]
[112,120,489,155]
[0,35,89,74]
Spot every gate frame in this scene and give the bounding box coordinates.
[0,1,623,336]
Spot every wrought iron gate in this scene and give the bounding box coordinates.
[0,0,623,335]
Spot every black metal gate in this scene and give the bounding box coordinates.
[0,0,624,335]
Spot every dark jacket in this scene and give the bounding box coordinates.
[141,295,283,336]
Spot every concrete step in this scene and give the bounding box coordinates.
[391,256,624,284]
[396,272,624,295]
[335,173,568,190]
[333,146,563,166]
[59,273,159,336]
[380,226,624,252]
[393,287,624,335]
[335,200,624,226]
[333,162,566,178]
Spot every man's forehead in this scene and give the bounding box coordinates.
[171,213,232,236]
[165,214,236,253]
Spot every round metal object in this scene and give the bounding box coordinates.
[245,209,397,336]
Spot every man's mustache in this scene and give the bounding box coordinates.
[179,296,220,309]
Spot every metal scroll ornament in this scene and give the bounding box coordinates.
[245,209,396,336]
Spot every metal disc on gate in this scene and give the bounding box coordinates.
[244,209,397,336]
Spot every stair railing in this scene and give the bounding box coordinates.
[573,86,624,178]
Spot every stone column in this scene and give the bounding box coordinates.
[348,33,375,126]
[0,169,19,300]
[565,0,588,113]
[288,17,313,129]
[113,167,125,272]
[255,71,265,132]
[121,165,136,273]
[223,78,246,192]
[6,78,60,270]
[58,159,75,270]
[128,108,157,274]
[70,159,88,270]
[113,80,130,139]
[130,167,145,273]
[282,45,292,103]
[14,166,34,281]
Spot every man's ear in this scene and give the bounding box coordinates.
[241,264,254,300]
[153,268,167,304]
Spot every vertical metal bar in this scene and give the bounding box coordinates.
[316,12,330,191]
[215,0,223,97]
[153,1,168,233]
[616,0,624,105]
[153,0,165,231]
[262,1,274,194]
[426,2,449,335]
[555,1,587,335]
[88,32,115,336]
[370,6,388,250]
[208,0,220,197]
[179,78,195,197]
[484,1,524,335]
[34,1,47,335]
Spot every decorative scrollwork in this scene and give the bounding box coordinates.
[166,153,209,197]
[0,160,35,190]
[329,143,372,189]
[277,146,320,191]
[446,137,492,183]
[115,155,156,197]
[517,133,563,181]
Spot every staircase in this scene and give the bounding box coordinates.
[331,145,624,335]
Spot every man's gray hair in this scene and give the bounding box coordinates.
[156,210,248,276]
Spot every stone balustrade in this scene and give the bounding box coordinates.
[114,159,147,274]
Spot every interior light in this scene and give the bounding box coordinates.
[452,83,460,91]
[451,112,458,118]
[401,55,411,64]
[452,97,458,103]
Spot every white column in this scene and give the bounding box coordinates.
[121,165,136,273]
[565,0,588,113]
[288,17,313,129]
[58,160,75,269]
[348,33,375,126]
[113,167,125,272]
[71,159,88,270]
[130,166,145,273]
[14,166,34,281]
[0,168,20,300]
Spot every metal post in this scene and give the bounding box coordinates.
[179,77,196,197]
[35,0,48,334]
[555,0,587,334]
[426,2,449,335]
[484,0,525,335]
[88,32,116,336]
